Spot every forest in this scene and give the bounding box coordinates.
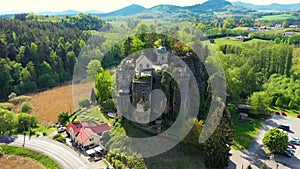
[0,14,107,100]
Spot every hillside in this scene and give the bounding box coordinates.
[98,4,146,17]
[98,0,232,17]
[186,0,232,12]
[232,1,300,11]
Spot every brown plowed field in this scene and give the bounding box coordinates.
[14,82,94,124]
[0,155,44,169]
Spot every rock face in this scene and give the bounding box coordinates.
[116,47,206,126]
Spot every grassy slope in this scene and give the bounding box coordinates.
[228,104,264,151]
[256,14,297,21]
[0,145,62,169]
[109,119,205,168]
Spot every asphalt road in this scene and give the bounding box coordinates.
[0,135,90,169]
[229,114,300,169]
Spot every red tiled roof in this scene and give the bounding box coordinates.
[66,122,82,134]
[91,123,112,135]
[76,128,97,143]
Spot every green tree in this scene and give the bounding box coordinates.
[20,102,32,113]
[0,108,16,134]
[248,91,270,115]
[282,21,288,28]
[58,112,69,125]
[223,18,236,29]
[87,59,102,79]
[263,128,288,153]
[17,113,39,132]
[95,69,113,103]
[203,106,233,169]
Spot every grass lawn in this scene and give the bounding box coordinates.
[256,14,297,21]
[0,145,62,169]
[32,125,57,136]
[77,106,115,125]
[228,104,264,150]
[232,27,249,31]
[212,37,270,46]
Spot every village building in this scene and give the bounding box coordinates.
[66,119,111,150]
[235,36,252,41]
[285,31,295,36]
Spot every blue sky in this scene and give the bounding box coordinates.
[0,0,299,13]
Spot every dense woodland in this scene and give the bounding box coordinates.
[0,14,106,100]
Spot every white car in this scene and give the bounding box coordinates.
[292,137,299,141]
[57,126,66,133]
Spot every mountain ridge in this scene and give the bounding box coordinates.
[232,1,300,11]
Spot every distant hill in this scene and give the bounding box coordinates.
[0,10,103,16]
[98,4,146,17]
[97,0,232,17]
[37,10,103,16]
[232,1,300,11]
[148,4,182,12]
[186,0,232,12]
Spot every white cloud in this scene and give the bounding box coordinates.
[0,0,299,13]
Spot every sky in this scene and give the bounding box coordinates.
[0,0,300,13]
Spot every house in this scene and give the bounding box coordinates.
[285,31,295,36]
[135,52,152,72]
[274,24,282,29]
[289,25,299,28]
[237,104,251,114]
[235,36,251,41]
[248,27,259,32]
[66,119,111,150]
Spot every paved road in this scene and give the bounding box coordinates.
[229,115,300,169]
[0,135,90,169]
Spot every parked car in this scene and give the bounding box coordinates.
[287,148,295,153]
[281,111,287,116]
[292,137,299,141]
[275,111,280,115]
[297,113,300,118]
[289,143,296,149]
[57,126,66,133]
[290,140,300,145]
[278,124,290,132]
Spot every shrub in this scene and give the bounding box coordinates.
[8,92,17,100]
[20,102,33,113]
[246,164,252,169]
[52,134,66,143]
[261,163,268,169]
[9,95,31,105]
[0,102,14,111]
[58,112,69,125]
[78,98,90,108]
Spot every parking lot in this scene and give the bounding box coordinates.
[229,114,300,169]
